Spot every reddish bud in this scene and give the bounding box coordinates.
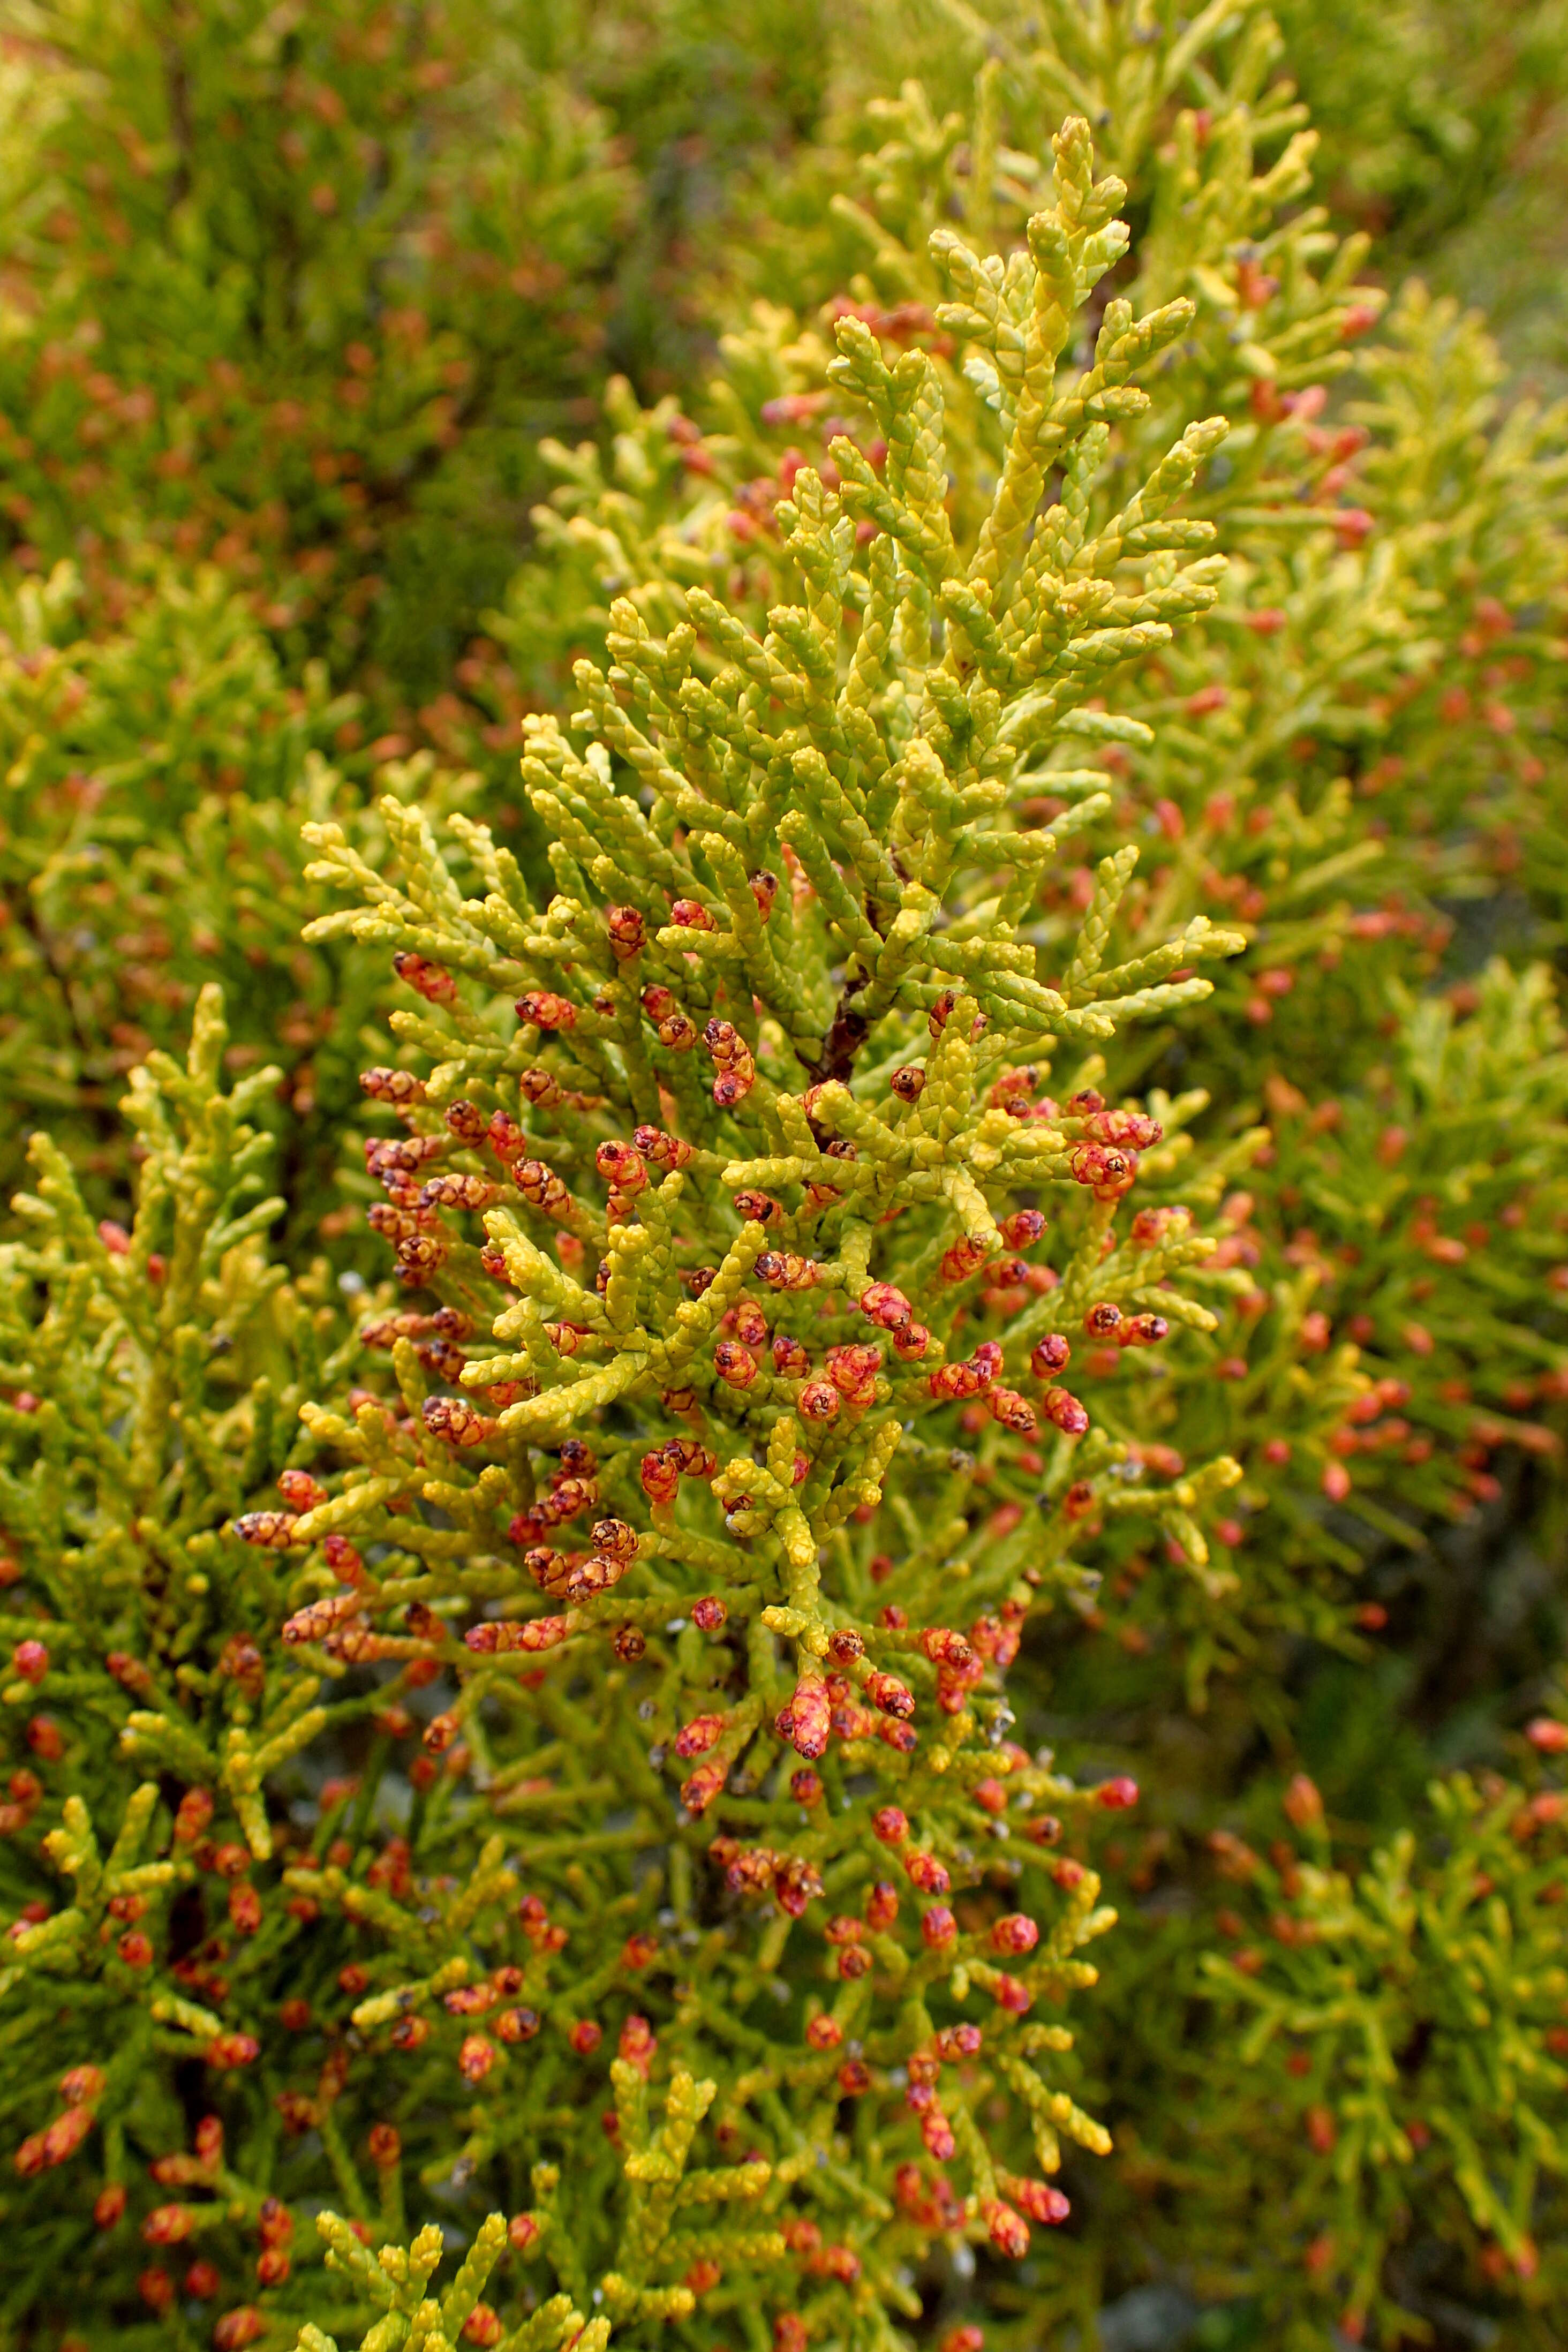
[457,2034,495,2083]
[827,1342,881,1397]
[231,1510,299,1550]
[606,905,645,961]
[940,1234,990,1285]
[864,1671,915,1720]
[983,2200,1030,2259]
[866,1880,900,1930]
[619,2015,657,2076]
[105,1650,155,1698]
[17,2107,93,2175]
[905,1851,951,1896]
[990,1912,1039,1955]
[394,952,457,1004]
[935,2025,984,2063]
[142,2204,197,2247]
[361,1066,426,1106]
[860,1282,913,1330]
[1042,1387,1089,1435]
[515,990,577,1031]
[921,1904,957,1949]
[779,1675,832,1761]
[675,1713,725,1760]
[989,1386,1037,1434]
[1011,2180,1071,2225]
[1283,1774,1324,1828]
[681,1761,728,1815]
[596,1139,648,1195]
[228,1883,262,1935]
[214,2311,267,2352]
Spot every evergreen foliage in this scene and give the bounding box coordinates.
[1,8,1567,2352]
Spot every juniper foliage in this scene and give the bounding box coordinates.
[2,10,1568,2352]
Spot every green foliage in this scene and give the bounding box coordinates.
[486,38,1568,1672]
[768,0,1568,364]
[0,0,848,1219]
[1,5,1567,2352]
[0,0,632,683]
[1193,1767,1568,2339]
[0,557,507,1230]
[0,0,845,691]
[962,1750,1568,2349]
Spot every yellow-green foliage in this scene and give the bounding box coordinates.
[0,558,504,1227]
[1,9,1568,2352]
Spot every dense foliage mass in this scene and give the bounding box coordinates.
[1,8,1566,2352]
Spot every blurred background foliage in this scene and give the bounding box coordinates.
[0,1,1565,2342]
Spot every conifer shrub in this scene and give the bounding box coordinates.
[6,112,1262,2349]
[0,0,834,688]
[0,0,838,1219]
[0,556,505,1231]
[498,25,1567,966]
[491,36,1568,1615]
[2,9,1568,2352]
[777,0,1568,346]
[0,0,631,679]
